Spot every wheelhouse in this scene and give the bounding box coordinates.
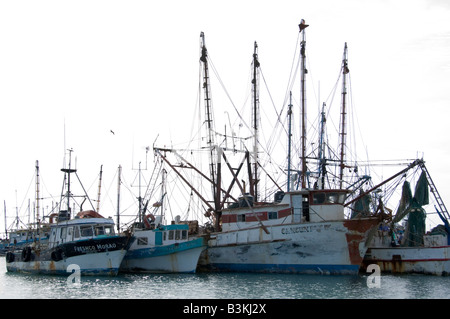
[48,218,116,248]
[221,189,349,232]
[134,224,190,247]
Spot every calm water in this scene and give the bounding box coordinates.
[1,257,449,300]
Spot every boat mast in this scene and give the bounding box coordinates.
[96,165,103,213]
[116,165,121,233]
[339,42,349,189]
[138,162,143,223]
[161,168,167,222]
[35,160,40,227]
[61,149,76,217]
[3,201,7,240]
[318,102,327,189]
[287,91,293,192]
[251,41,260,201]
[35,160,41,243]
[299,19,309,189]
[200,32,221,229]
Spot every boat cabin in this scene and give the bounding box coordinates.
[221,189,348,232]
[133,224,190,248]
[48,217,116,249]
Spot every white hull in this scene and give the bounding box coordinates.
[362,246,450,276]
[120,225,206,273]
[199,218,378,275]
[6,249,127,276]
[121,245,205,273]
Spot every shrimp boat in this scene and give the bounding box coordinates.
[362,160,450,275]
[5,156,133,276]
[119,164,205,273]
[153,21,388,275]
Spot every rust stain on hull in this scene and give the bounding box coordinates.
[344,218,380,266]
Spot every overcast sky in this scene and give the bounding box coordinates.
[0,0,449,232]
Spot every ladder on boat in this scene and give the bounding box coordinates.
[419,160,450,221]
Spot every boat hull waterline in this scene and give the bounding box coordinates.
[121,237,205,273]
[199,218,379,275]
[362,246,450,276]
[6,236,131,276]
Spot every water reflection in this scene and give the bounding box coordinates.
[1,257,450,299]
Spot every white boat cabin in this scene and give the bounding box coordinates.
[221,189,348,232]
[48,217,116,249]
[132,222,190,248]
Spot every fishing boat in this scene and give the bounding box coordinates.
[2,228,48,253]
[1,196,50,255]
[119,163,205,273]
[153,22,388,275]
[120,216,205,273]
[362,160,450,275]
[5,155,133,276]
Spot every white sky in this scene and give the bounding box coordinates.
[0,0,449,233]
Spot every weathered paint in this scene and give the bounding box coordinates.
[199,218,379,275]
[222,208,291,224]
[121,229,205,273]
[344,218,380,266]
[6,234,132,276]
[121,244,205,273]
[6,249,127,276]
[362,246,450,276]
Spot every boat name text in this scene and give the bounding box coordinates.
[281,224,331,234]
[74,243,117,253]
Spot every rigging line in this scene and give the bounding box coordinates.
[99,168,118,213]
[348,72,367,162]
[207,54,252,135]
[17,172,36,218]
[229,64,252,130]
[282,32,301,110]
[260,68,284,132]
[39,175,59,207]
[74,172,96,211]
[142,159,163,202]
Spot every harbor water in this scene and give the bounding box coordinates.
[1,257,449,301]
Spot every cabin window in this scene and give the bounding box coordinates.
[313,192,346,204]
[268,211,278,220]
[181,230,187,240]
[95,225,113,236]
[237,214,246,222]
[327,194,338,203]
[67,227,73,241]
[313,193,326,204]
[73,226,80,239]
[60,227,67,241]
[80,225,93,237]
[137,237,148,245]
[168,230,174,240]
[326,193,345,204]
[95,226,104,236]
[163,231,167,241]
[104,226,114,235]
[175,230,181,240]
